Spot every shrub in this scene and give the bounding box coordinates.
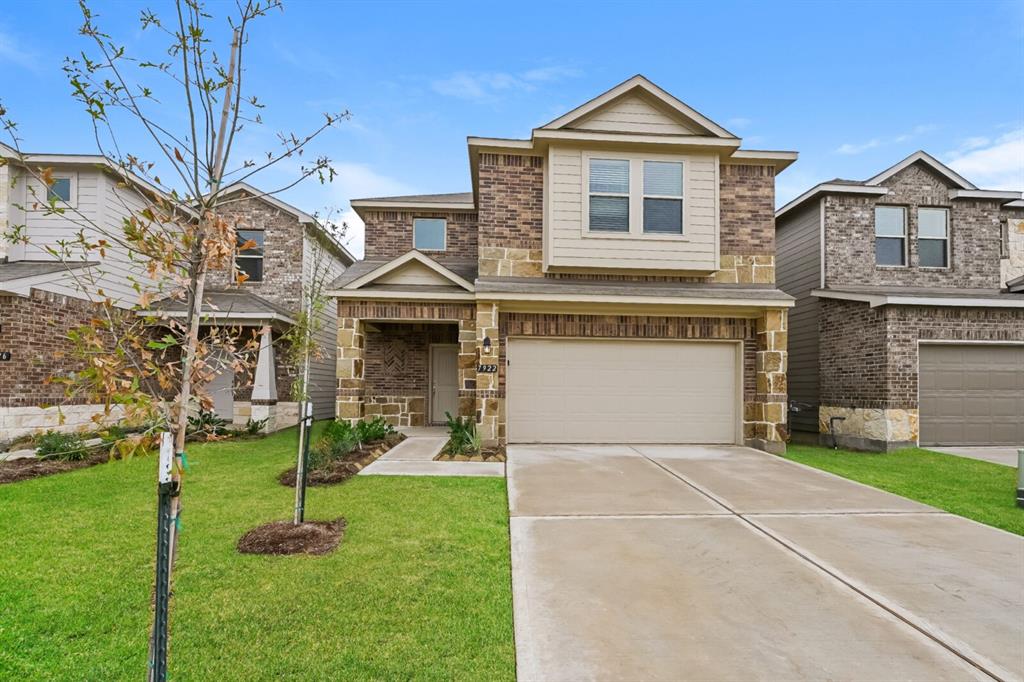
[354,417,394,444]
[187,409,229,437]
[444,412,479,456]
[98,425,130,445]
[322,419,355,444]
[244,417,268,435]
[35,431,90,461]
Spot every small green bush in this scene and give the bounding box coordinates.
[35,431,90,461]
[444,412,479,456]
[354,417,394,443]
[322,420,355,444]
[244,417,268,435]
[186,409,230,437]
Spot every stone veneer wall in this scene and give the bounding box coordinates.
[1001,207,1024,286]
[818,297,1024,450]
[824,164,1004,290]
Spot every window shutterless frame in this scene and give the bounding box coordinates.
[917,207,949,269]
[32,172,77,209]
[581,150,688,240]
[874,205,907,267]
[413,218,447,251]
[234,229,265,283]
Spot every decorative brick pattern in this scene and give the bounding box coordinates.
[824,164,1004,289]
[719,164,776,256]
[363,210,479,266]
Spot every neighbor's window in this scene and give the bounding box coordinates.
[643,161,684,234]
[47,177,73,203]
[413,218,447,250]
[875,206,906,266]
[235,229,264,282]
[588,158,630,232]
[918,208,949,268]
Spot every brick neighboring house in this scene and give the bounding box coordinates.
[0,145,354,442]
[329,75,797,453]
[776,151,1024,451]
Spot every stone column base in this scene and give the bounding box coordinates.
[250,400,277,433]
[818,406,919,452]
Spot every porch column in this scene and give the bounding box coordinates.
[336,316,365,424]
[250,325,278,432]
[475,301,503,447]
[748,308,788,454]
[457,313,477,419]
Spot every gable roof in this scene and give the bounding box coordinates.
[865,150,977,189]
[328,251,475,293]
[539,75,737,139]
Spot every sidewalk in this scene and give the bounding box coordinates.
[360,427,504,477]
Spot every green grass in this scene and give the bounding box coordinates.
[0,425,515,680]
[781,445,1023,536]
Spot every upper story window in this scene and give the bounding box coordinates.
[235,229,264,282]
[588,159,630,232]
[642,161,683,234]
[48,176,73,203]
[32,172,76,209]
[413,218,447,250]
[918,207,949,268]
[586,155,685,236]
[874,206,906,266]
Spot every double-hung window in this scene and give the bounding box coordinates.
[587,157,685,235]
[917,208,949,268]
[588,159,630,232]
[235,229,265,282]
[874,206,906,266]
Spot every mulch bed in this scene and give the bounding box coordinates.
[0,450,109,485]
[435,446,507,463]
[277,433,405,487]
[237,518,347,556]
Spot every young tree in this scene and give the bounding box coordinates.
[1,1,348,677]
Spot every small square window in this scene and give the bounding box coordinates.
[413,218,446,250]
[48,177,72,203]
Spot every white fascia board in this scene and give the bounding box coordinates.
[811,288,1024,309]
[467,137,535,151]
[349,199,475,211]
[865,151,977,190]
[481,291,795,308]
[776,184,889,220]
[948,189,1022,201]
[729,150,799,172]
[217,181,316,223]
[530,129,741,149]
[329,289,475,301]
[342,251,475,292]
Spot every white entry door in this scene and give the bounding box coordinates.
[207,351,235,421]
[430,345,460,424]
[507,338,739,444]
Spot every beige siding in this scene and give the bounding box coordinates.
[545,146,719,272]
[775,200,821,433]
[303,232,348,420]
[375,261,453,287]
[569,93,701,135]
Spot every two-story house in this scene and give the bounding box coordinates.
[0,144,353,441]
[776,151,1024,451]
[329,76,797,453]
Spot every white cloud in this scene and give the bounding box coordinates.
[945,128,1024,191]
[431,66,581,102]
[836,123,938,155]
[325,163,416,259]
[0,28,41,72]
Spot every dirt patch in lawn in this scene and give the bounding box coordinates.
[237,518,347,556]
[435,445,506,463]
[0,451,109,485]
[278,433,405,487]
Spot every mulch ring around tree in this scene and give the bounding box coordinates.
[434,446,506,463]
[237,518,347,556]
[0,451,109,485]
[277,433,405,487]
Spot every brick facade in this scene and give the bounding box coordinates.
[824,165,1004,289]
[363,209,479,267]
[719,163,776,255]
[818,297,1024,450]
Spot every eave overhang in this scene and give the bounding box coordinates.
[812,288,1024,309]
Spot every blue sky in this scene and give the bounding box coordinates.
[1,0,1022,256]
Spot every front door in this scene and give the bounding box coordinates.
[207,350,235,421]
[430,345,459,424]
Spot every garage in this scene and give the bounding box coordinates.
[919,344,1024,446]
[506,338,740,444]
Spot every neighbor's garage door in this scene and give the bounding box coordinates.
[506,339,739,444]
[919,344,1024,446]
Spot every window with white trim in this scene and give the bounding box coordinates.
[874,206,906,266]
[235,229,264,282]
[917,207,948,268]
[413,218,447,250]
[33,172,77,208]
[588,159,630,232]
[642,161,683,234]
[586,156,685,236]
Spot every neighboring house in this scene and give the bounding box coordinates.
[776,151,1024,450]
[330,75,797,453]
[0,144,354,441]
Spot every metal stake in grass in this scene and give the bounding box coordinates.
[149,433,177,681]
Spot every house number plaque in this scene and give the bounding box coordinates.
[477,364,498,373]
[0,351,11,361]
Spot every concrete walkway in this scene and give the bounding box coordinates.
[359,428,504,477]
[930,445,1021,467]
[508,444,1023,681]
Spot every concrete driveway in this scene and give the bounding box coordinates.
[508,444,1024,682]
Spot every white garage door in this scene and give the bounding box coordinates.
[506,339,739,444]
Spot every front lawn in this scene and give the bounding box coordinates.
[0,425,515,680]
[781,445,1023,536]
